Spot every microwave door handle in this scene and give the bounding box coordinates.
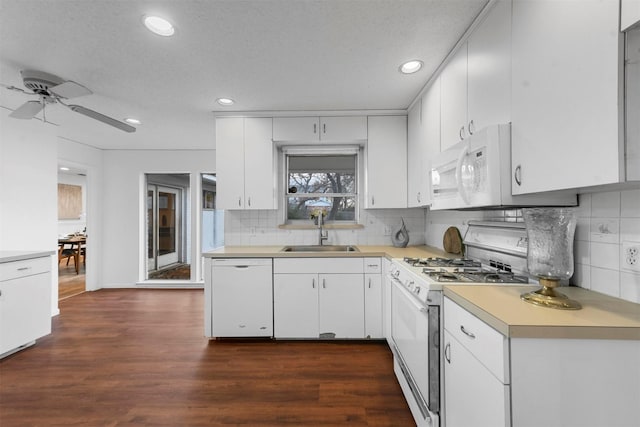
[455,145,471,205]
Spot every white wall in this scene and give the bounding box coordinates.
[0,112,58,313]
[101,150,215,287]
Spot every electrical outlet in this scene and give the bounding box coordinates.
[623,241,640,272]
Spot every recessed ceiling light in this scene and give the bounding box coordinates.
[216,98,235,106]
[143,15,175,37]
[124,118,142,125]
[60,167,70,171]
[399,60,423,74]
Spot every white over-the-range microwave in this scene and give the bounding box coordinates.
[429,123,577,210]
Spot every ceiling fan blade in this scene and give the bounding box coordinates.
[9,100,44,119]
[69,104,136,133]
[50,81,92,99]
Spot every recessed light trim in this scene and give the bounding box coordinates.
[124,118,142,125]
[399,60,423,74]
[60,167,70,171]
[143,15,175,37]
[216,98,235,106]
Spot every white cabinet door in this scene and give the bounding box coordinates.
[244,118,275,209]
[215,117,245,209]
[0,266,51,355]
[365,115,408,208]
[364,273,382,339]
[444,330,510,427]
[627,29,640,181]
[273,116,367,143]
[407,99,425,208]
[381,259,392,345]
[273,117,320,142]
[621,0,640,31]
[511,0,622,194]
[211,262,273,337]
[467,0,511,134]
[422,77,441,207]
[318,274,364,339]
[273,273,319,338]
[440,45,468,151]
[320,116,367,142]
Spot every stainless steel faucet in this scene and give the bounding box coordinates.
[318,212,328,246]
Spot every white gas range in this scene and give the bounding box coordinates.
[388,221,530,427]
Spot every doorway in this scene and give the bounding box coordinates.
[146,174,190,280]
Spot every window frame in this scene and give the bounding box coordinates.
[281,146,360,225]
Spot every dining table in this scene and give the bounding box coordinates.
[58,235,86,274]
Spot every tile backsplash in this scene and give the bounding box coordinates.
[573,189,640,303]
[224,208,426,247]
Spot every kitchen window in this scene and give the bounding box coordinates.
[284,150,358,224]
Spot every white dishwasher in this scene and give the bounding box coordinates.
[210,258,273,337]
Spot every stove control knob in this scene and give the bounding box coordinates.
[393,270,400,278]
[415,286,421,294]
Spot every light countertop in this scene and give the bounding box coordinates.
[0,250,55,263]
[203,244,454,260]
[444,285,640,340]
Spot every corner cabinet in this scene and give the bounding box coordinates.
[365,115,408,209]
[0,255,52,357]
[407,77,441,208]
[272,116,367,143]
[511,0,623,194]
[215,117,276,209]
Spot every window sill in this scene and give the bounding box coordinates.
[278,223,364,230]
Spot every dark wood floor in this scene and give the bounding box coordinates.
[0,289,414,426]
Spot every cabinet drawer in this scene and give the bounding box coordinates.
[274,257,363,274]
[444,297,509,383]
[363,257,381,274]
[0,257,51,282]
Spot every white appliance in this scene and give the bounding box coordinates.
[389,221,531,427]
[208,258,273,338]
[430,124,576,210]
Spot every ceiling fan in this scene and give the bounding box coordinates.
[2,70,136,133]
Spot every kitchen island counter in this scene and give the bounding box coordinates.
[203,244,452,260]
[444,285,640,340]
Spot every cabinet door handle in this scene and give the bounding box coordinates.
[444,342,451,363]
[323,123,326,134]
[417,192,421,203]
[17,267,31,271]
[312,278,315,289]
[468,119,475,135]
[248,197,251,207]
[514,165,522,186]
[459,125,466,140]
[322,278,326,289]
[460,325,476,339]
[313,123,317,134]
[238,197,242,207]
[368,278,372,288]
[371,196,375,206]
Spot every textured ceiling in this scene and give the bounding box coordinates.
[0,0,488,149]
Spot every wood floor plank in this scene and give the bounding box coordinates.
[0,289,414,426]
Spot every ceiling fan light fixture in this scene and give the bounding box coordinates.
[399,60,423,74]
[216,98,235,106]
[124,117,141,125]
[143,15,175,37]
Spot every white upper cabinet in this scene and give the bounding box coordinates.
[215,117,276,210]
[467,0,511,134]
[407,77,441,208]
[621,0,640,31]
[440,45,468,151]
[440,0,511,151]
[272,116,367,143]
[511,0,622,194]
[365,115,408,209]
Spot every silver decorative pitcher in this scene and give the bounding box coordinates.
[521,208,581,310]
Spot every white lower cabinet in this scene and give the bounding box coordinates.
[444,296,640,427]
[364,273,382,339]
[0,256,52,356]
[273,257,371,339]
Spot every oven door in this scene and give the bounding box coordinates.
[391,279,440,415]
